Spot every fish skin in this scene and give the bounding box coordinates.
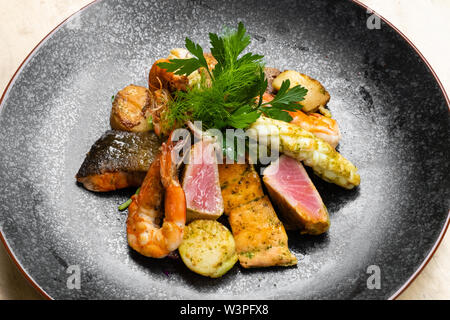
[76,130,161,192]
[219,162,296,268]
[263,155,330,235]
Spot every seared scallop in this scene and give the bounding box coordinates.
[110,85,153,132]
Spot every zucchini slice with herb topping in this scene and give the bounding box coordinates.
[179,220,238,278]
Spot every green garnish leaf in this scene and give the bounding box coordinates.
[228,105,261,129]
[263,79,308,109]
[158,23,308,129]
[236,52,264,68]
[157,57,202,76]
[209,32,226,73]
[157,38,212,78]
[260,107,293,122]
[118,187,140,211]
[256,68,268,108]
[258,79,308,122]
[209,23,263,78]
[185,37,207,65]
[226,22,250,61]
[147,116,154,130]
[118,199,132,212]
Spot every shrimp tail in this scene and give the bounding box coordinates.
[126,131,186,258]
[149,58,188,92]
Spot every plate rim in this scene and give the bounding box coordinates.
[352,0,450,299]
[0,0,448,300]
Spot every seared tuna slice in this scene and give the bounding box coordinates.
[182,140,224,222]
[263,155,330,235]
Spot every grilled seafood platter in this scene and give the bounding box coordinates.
[76,23,360,278]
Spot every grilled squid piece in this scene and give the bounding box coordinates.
[249,116,360,189]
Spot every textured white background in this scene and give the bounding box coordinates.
[0,0,448,299]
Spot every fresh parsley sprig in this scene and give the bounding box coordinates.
[257,79,308,122]
[227,104,261,129]
[157,23,308,130]
[157,38,214,81]
[209,22,264,78]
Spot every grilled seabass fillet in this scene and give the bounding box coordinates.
[219,162,296,268]
[263,155,330,235]
[229,196,297,268]
[76,130,161,192]
[182,140,224,222]
[218,163,265,215]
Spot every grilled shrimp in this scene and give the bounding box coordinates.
[261,92,275,104]
[249,116,360,189]
[126,135,186,258]
[148,87,171,137]
[149,49,217,92]
[289,111,341,148]
[261,93,341,148]
[149,58,189,92]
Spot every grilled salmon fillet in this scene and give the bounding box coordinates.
[218,163,264,215]
[76,130,161,192]
[228,196,297,268]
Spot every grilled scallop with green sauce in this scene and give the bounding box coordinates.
[179,220,237,278]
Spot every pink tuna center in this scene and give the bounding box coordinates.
[185,142,219,212]
[270,156,324,220]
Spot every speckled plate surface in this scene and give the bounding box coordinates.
[0,0,448,300]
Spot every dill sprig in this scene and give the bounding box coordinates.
[158,22,307,130]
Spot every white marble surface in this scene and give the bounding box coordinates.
[0,0,448,300]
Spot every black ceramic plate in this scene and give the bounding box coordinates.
[0,0,448,300]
